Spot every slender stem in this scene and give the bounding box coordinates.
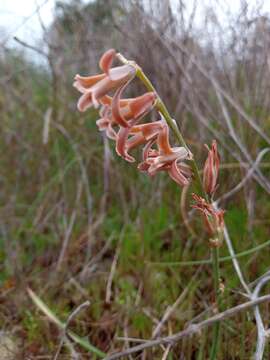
[137,64,222,358]
[117,53,221,357]
[210,246,221,359]
[136,63,222,359]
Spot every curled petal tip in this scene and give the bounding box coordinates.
[77,92,93,112]
[168,160,191,186]
[115,126,136,163]
[99,48,116,74]
[111,83,130,127]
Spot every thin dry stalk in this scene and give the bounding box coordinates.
[53,301,90,360]
[105,295,270,360]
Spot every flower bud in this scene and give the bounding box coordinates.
[203,140,220,195]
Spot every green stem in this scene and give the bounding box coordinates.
[136,65,222,358]
[117,53,221,358]
[210,246,221,359]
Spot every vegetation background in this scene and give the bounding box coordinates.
[0,0,270,358]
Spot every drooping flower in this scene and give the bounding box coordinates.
[203,140,220,195]
[112,89,157,162]
[74,49,136,111]
[138,116,193,186]
[192,193,225,236]
[116,121,162,162]
[96,92,157,140]
[112,87,157,128]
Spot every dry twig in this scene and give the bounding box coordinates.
[105,295,270,360]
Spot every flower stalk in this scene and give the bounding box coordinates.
[75,50,224,358]
[210,239,222,359]
[117,52,222,358]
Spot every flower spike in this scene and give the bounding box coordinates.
[74,51,193,189]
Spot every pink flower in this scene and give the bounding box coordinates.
[192,193,225,236]
[203,140,220,195]
[110,78,157,127]
[74,49,136,111]
[111,88,157,162]
[138,117,193,186]
[116,121,162,162]
[96,92,157,143]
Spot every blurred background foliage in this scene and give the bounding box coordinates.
[0,0,270,358]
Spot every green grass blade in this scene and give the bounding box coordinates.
[28,288,106,358]
[148,239,270,267]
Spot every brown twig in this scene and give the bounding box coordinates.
[105,295,270,360]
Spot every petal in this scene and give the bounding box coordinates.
[203,139,220,194]
[138,140,157,172]
[126,122,161,156]
[168,160,191,186]
[96,105,117,139]
[212,140,220,176]
[99,95,113,106]
[99,49,116,74]
[129,92,156,119]
[147,158,167,175]
[73,74,106,92]
[96,118,117,140]
[99,95,132,107]
[157,119,173,155]
[111,82,130,127]
[126,134,145,150]
[141,138,157,161]
[77,92,93,112]
[90,76,114,104]
[131,121,163,139]
[158,148,190,164]
[109,65,136,81]
[99,104,109,117]
[178,162,192,177]
[106,124,117,140]
[91,77,130,108]
[115,126,135,162]
[96,118,109,130]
